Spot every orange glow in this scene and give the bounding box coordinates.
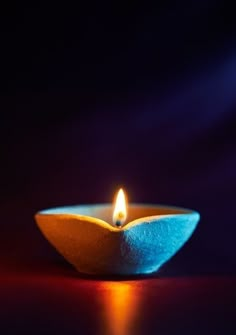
[113,188,127,226]
[100,282,139,335]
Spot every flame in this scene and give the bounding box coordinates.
[113,188,127,227]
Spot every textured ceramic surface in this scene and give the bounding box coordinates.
[35,204,200,275]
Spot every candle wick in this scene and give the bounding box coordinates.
[115,220,122,227]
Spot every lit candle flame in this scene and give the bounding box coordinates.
[113,188,127,227]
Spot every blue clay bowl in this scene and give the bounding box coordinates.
[35,204,200,275]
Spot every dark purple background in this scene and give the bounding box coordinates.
[1,2,236,334]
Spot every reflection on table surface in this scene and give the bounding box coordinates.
[1,267,236,335]
[98,281,141,335]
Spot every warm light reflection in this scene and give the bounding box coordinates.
[100,282,139,335]
[113,188,127,227]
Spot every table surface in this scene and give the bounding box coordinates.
[1,261,236,335]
